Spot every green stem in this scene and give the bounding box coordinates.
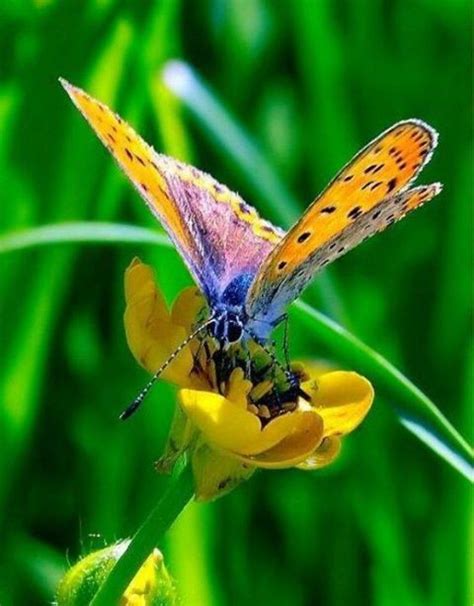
[90,464,194,606]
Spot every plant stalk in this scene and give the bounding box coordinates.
[90,464,194,605]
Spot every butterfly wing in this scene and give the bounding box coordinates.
[61,79,283,305]
[246,120,442,336]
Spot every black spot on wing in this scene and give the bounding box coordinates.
[297,232,311,243]
[347,206,362,220]
[387,178,397,193]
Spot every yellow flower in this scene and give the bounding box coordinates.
[124,259,374,501]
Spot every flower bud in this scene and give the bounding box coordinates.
[56,540,177,606]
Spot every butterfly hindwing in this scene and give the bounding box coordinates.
[246,120,441,332]
[61,79,283,305]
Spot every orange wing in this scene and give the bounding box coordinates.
[246,120,442,328]
[61,79,283,303]
[60,79,195,257]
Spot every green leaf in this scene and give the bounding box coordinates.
[1,221,471,480]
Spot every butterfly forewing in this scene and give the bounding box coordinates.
[61,79,283,304]
[246,120,441,329]
[61,79,211,283]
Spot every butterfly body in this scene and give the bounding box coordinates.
[61,79,442,354]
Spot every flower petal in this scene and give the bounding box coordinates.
[123,258,194,383]
[306,371,374,436]
[231,410,324,469]
[124,257,168,320]
[179,388,322,457]
[225,368,253,410]
[297,436,342,470]
[171,286,206,331]
[179,389,263,454]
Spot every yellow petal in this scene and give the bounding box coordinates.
[192,442,255,502]
[179,389,262,454]
[308,371,374,436]
[124,304,193,381]
[231,410,324,469]
[297,436,342,470]
[180,389,321,457]
[124,257,168,320]
[225,368,253,409]
[123,258,194,383]
[171,286,206,331]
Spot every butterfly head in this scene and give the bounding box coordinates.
[210,307,246,347]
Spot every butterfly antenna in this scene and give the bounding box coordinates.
[120,318,214,420]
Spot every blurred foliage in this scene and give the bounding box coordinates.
[0,1,471,605]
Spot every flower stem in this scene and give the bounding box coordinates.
[90,463,194,606]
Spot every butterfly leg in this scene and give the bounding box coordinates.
[281,313,290,371]
[258,312,291,371]
[192,336,205,374]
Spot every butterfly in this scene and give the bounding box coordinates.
[60,78,441,377]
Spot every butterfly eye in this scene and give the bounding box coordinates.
[227,322,243,344]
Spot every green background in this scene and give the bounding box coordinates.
[0,1,471,604]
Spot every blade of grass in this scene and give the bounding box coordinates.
[1,221,471,479]
[165,504,223,606]
[292,301,473,480]
[292,0,357,173]
[0,18,135,515]
[0,222,169,253]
